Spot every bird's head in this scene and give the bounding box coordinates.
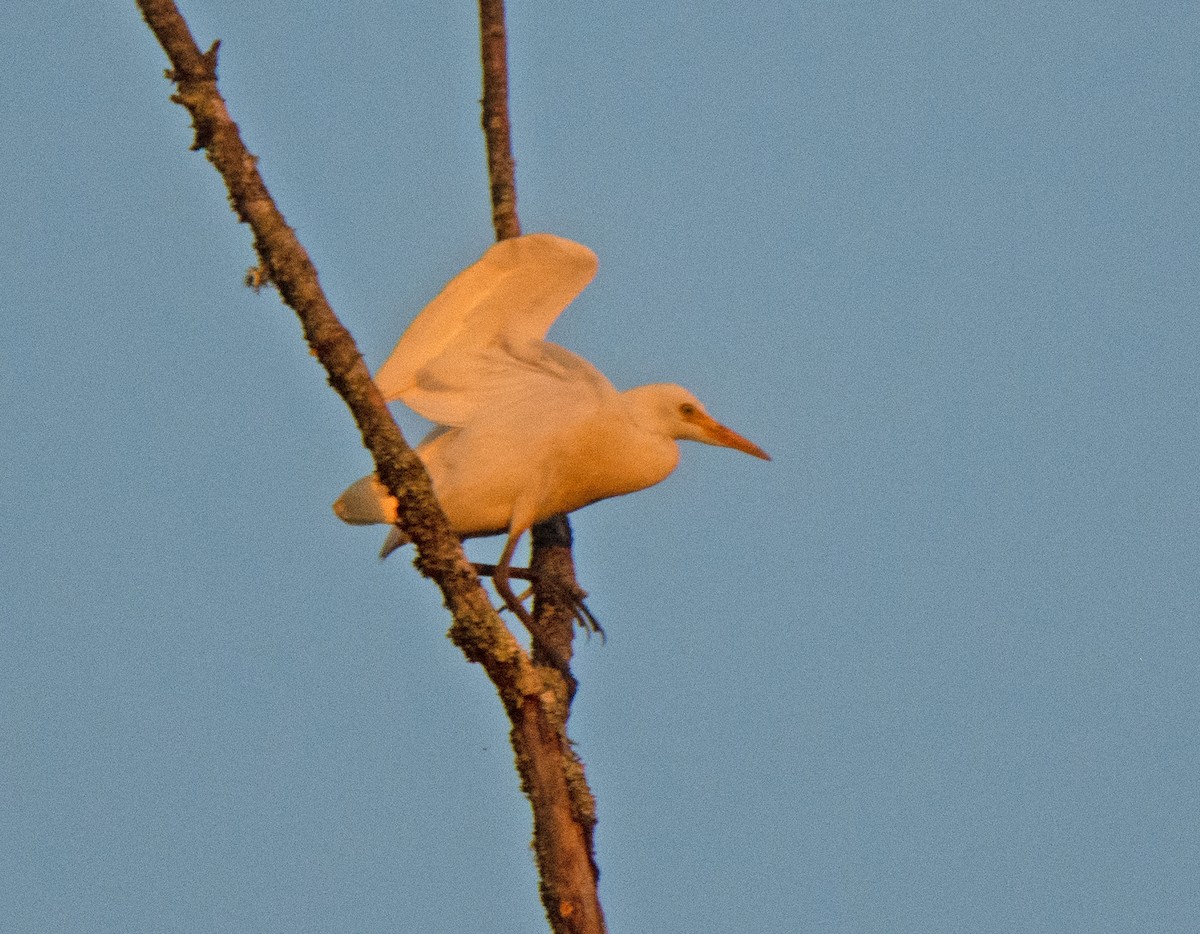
[628,383,771,461]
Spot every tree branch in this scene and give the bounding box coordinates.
[134,0,543,694]
[136,0,605,929]
[477,2,606,930]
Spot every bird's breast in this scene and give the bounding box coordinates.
[545,412,681,511]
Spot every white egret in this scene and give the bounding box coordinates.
[333,233,769,625]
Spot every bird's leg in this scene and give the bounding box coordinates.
[491,532,535,630]
[475,563,602,638]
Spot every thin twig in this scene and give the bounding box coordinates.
[478,0,520,241]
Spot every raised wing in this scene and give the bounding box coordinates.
[374,234,598,405]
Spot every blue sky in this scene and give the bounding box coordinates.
[3,2,1198,932]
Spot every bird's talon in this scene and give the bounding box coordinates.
[567,586,605,641]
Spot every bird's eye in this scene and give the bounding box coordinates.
[679,403,697,417]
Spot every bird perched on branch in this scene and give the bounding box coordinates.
[334,233,769,626]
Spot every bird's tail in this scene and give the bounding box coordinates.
[332,475,399,525]
[379,527,410,560]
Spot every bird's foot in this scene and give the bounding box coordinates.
[471,563,603,640]
[474,562,537,630]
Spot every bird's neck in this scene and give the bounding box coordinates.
[613,385,684,479]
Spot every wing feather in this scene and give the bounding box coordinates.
[375,234,598,407]
[404,338,615,427]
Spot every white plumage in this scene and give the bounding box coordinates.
[334,233,769,620]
